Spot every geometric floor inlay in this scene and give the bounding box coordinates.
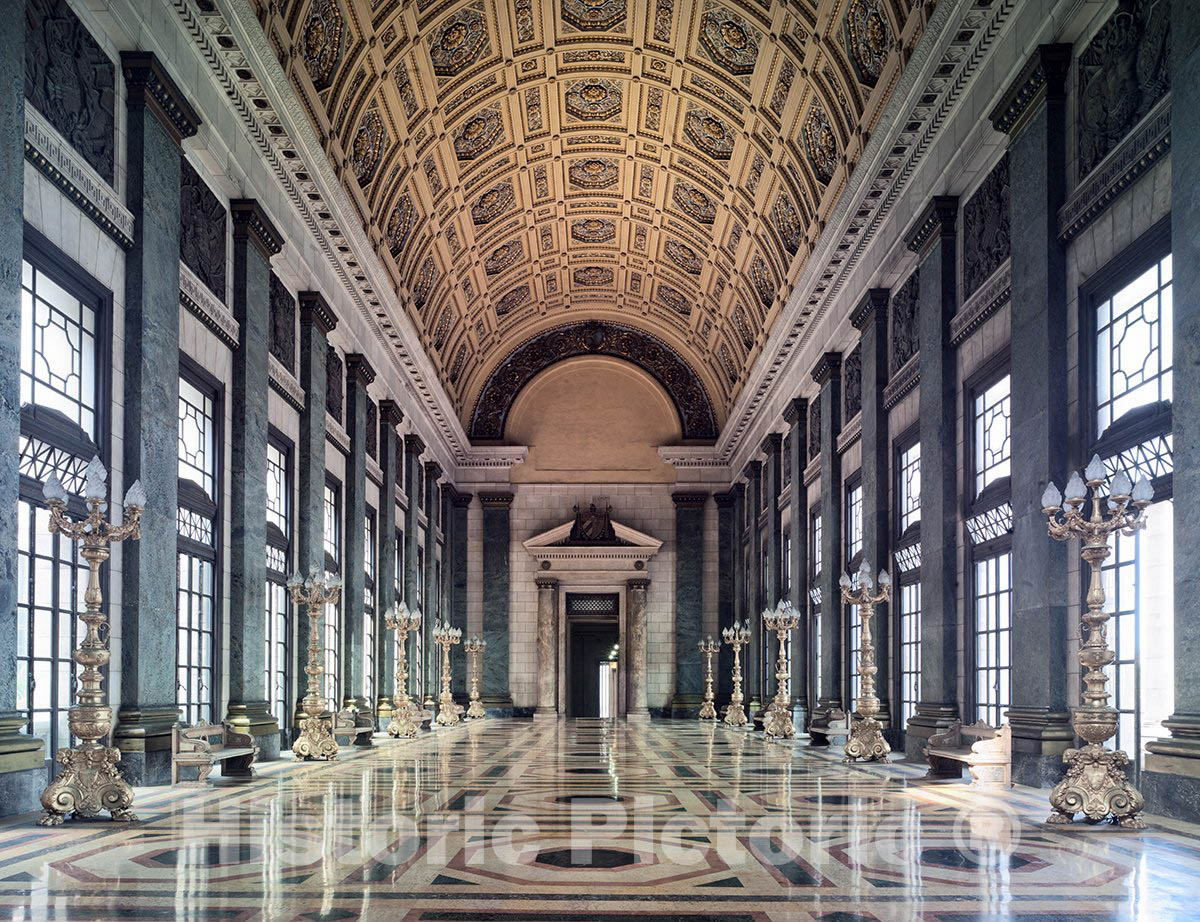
[0,718,1197,920]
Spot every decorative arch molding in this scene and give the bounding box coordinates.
[469,321,718,442]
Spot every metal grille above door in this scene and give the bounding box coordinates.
[565,593,619,618]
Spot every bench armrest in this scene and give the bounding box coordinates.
[925,720,963,753]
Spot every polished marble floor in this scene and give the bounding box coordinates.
[0,719,1197,921]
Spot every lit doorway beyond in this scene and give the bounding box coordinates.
[599,660,618,718]
[567,618,619,719]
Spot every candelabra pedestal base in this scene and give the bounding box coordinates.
[436,693,463,727]
[387,702,421,738]
[467,698,486,719]
[764,704,795,739]
[38,743,136,826]
[723,703,748,727]
[292,716,338,761]
[844,717,891,762]
[1048,743,1145,828]
[698,699,717,720]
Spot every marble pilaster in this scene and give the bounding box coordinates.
[814,353,844,725]
[714,491,737,709]
[480,492,514,713]
[906,196,961,759]
[343,354,375,742]
[225,200,284,759]
[375,400,403,723]
[113,54,200,785]
[744,460,763,714]
[762,435,783,708]
[782,398,809,730]
[423,461,442,704]
[449,489,471,698]
[626,577,651,722]
[535,577,559,719]
[1143,0,1200,821]
[990,45,1075,786]
[671,492,708,717]
[402,435,423,700]
[851,289,893,740]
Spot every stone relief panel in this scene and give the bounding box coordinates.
[843,345,862,420]
[326,346,344,423]
[1077,0,1170,179]
[268,272,296,374]
[25,0,116,183]
[889,270,919,375]
[961,153,1010,300]
[180,158,227,301]
[808,398,821,461]
[561,0,626,32]
[366,399,378,459]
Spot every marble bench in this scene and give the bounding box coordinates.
[171,723,257,785]
[924,720,1011,786]
[332,708,374,745]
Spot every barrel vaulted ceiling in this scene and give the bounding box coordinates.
[253,0,926,440]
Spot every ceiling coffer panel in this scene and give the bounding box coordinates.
[260,0,922,433]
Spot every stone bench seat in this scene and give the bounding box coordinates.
[923,720,1011,787]
[171,723,258,785]
[333,708,374,744]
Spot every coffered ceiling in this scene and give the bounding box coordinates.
[254,0,925,440]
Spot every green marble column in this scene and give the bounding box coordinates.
[671,492,708,717]
[782,397,809,730]
[113,54,201,785]
[480,492,514,714]
[744,460,763,716]
[225,201,284,759]
[714,491,736,710]
[375,400,403,725]
[403,434,423,704]
[812,352,844,740]
[762,434,783,707]
[423,461,442,705]
[449,489,472,697]
[343,354,375,742]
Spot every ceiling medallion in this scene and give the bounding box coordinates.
[750,256,774,309]
[351,108,387,186]
[845,0,890,88]
[697,6,761,77]
[569,157,619,189]
[484,240,523,276]
[471,181,516,225]
[565,79,623,121]
[495,284,531,316]
[772,195,802,256]
[664,239,703,275]
[671,181,717,224]
[428,7,490,78]
[571,217,616,243]
[385,197,415,258]
[683,106,735,160]
[300,0,344,91]
[573,266,614,286]
[561,0,626,32]
[802,102,837,185]
[656,284,691,316]
[453,106,503,160]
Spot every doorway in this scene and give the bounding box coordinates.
[567,619,619,719]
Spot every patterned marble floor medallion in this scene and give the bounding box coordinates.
[0,719,1197,919]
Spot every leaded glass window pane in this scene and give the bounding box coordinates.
[265,580,290,730]
[899,582,922,726]
[845,483,863,560]
[324,484,340,562]
[973,550,1011,728]
[1096,254,1173,438]
[974,375,1011,496]
[848,609,862,711]
[811,513,822,577]
[898,442,921,532]
[266,442,288,533]
[364,511,376,703]
[178,377,215,497]
[177,550,216,725]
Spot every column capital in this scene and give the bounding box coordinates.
[379,399,404,428]
[535,577,559,590]
[743,459,762,481]
[672,491,709,508]
[782,396,808,425]
[404,433,426,456]
[230,200,284,261]
[120,52,201,144]
[345,353,376,387]
[811,351,842,386]
[423,460,443,482]
[627,577,651,591]
[450,488,474,508]
[905,196,959,253]
[298,291,337,336]
[850,288,890,330]
[714,490,737,508]
[732,481,746,499]
[989,43,1072,136]
[479,491,514,509]
[760,431,783,456]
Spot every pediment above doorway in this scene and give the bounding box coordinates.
[523,505,662,573]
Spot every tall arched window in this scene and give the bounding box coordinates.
[809,507,822,704]
[323,477,342,711]
[16,235,108,773]
[265,434,292,741]
[844,478,863,710]
[363,508,376,705]
[894,432,921,727]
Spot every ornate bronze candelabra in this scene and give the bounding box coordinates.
[465,636,487,719]
[839,561,891,762]
[697,637,718,720]
[385,603,423,738]
[721,620,750,727]
[433,620,463,726]
[38,459,144,826]
[762,602,801,739]
[288,571,342,760]
[1042,455,1153,828]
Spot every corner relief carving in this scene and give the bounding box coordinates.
[961,154,1010,300]
[269,272,296,374]
[843,345,862,420]
[180,158,227,302]
[889,270,919,376]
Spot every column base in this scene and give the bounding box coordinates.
[225,701,281,762]
[1005,706,1074,787]
[0,713,46,817]
[533,707,559,721]
[904,703,959,761]
[670,694,704,719]
[625,710,650,724]
[482,694,515,718]
[113,705,181,785]
[1143,716,1200,823]
[376,696,394,725]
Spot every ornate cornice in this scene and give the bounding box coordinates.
[744,459,762,481]
[535,577,559,590]
[345,353,377,387]
[714,491,737,509]
[850,288,890,331]
[451,489,474,509]
[951,260,1011,347]
[458,446,529,469]
[904,195,959,253]
[268,354,305,412]
[988,44,1071,135]
[120,52,201,145]
[404,433,426,457]
[883,354,920,409]
[179,260,238,348]
[299,291,337,336]
[811,351,842,386]
[627,577,651,590]
[672,492,709,508]
[230,199,284,261]
[478,492,515,509]
[1058,95,1171,243]
[325,413,350,455]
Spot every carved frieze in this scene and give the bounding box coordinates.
[802,102,837,185]
[326,346,344,423]
[889,270,919,376]
[698,7,762,77]
[453,106,503,160]
[25,0,116,184]
[657,284,691,316]
[845,0,891,88]
[1077,0,1170,180]
[772,195,802,256]
[569,157,619,189]
[268,272,296,374]
[299,0,344,91]
[665,239,702,275]
[843,345,862,420]
[962,153,1010,300]
[683,106,735,160]
[561,0,625,32]
[471,181,515,225]
[180,158,227,302]
[574,266,614,287]
[429,6,490,79]
[571,217,616,243]
[566,79,623,121]
[495,284,531,316]
[469,321,717,440]
[386,196,415,258]
[672,181,717,224]
[484,240,523,275]
[751,256,774,309]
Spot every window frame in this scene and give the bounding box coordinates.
[962,350,1012,520]
[265,428,293,737]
